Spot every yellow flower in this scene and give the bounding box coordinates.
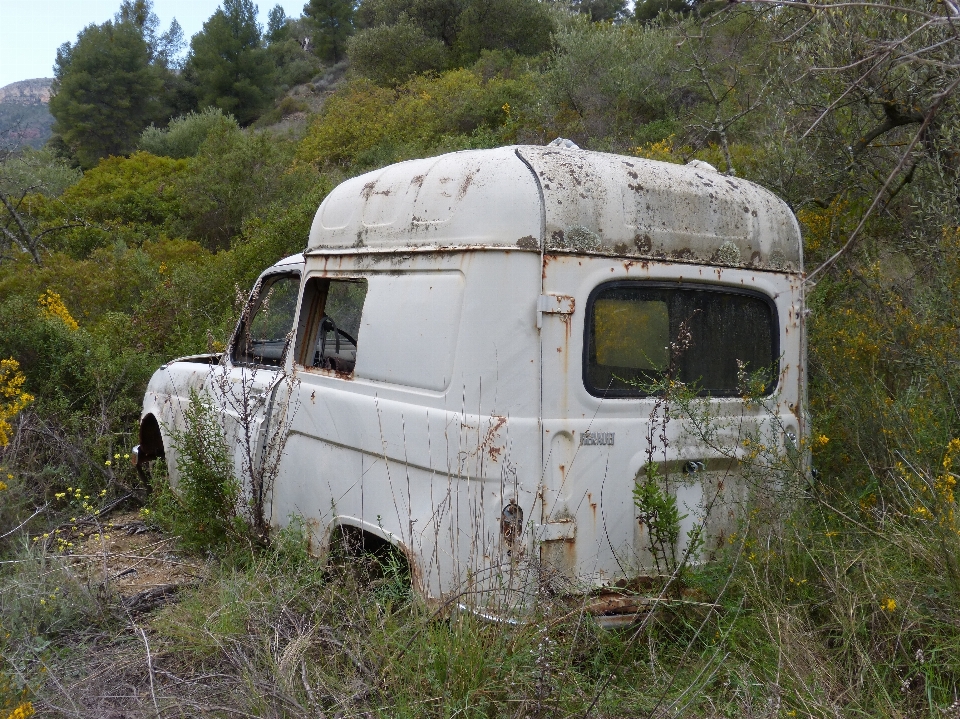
[38,290,78,331]
[0,481,6,492]
[104,460,111,467]
[815,434,829,447]
[6,701,35,719]
[882,598,897,612]
[0,358,33,447]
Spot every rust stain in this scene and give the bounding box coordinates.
[303,367,355,381]
[458,169,478,200]
[634,234,652,254]
[477,414,508,462]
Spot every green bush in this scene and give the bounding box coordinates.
[347,19,450,86]
[297,69,537,167]
[151,390,245,552]
[174,124,318,249]
[138,107,240,159]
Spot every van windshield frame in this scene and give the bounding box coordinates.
[582,281,780,398]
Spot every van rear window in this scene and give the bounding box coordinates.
[584,282,778,397]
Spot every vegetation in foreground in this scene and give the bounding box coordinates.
[3,0,960,714]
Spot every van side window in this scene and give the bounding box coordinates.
[294,278,368,374]
[232,273,301,367]
[584,282,778,397]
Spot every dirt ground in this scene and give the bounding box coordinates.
[52,510,208,610]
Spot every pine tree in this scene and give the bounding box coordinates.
[304,0,356,64]
[49,21,165,168]
[186,0,276,126]
[267,5,290,43]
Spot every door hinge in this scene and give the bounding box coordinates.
[537,293,575,329]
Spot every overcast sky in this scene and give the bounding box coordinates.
[0,0,307,90]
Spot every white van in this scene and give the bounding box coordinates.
[134,143,805,623]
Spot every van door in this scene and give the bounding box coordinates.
[540,254,797,589]
[213,271,301,525]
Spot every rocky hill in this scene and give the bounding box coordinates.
[0,78,54,150]
[0,77,53,105]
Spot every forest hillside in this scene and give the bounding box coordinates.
[2,0,960,716]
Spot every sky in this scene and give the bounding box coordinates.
[0,0,307,90]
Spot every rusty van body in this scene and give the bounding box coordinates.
[134,144,806,623]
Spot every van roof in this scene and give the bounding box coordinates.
[307,145,802,273]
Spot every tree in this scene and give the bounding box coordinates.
[115,0,186,67]
[304,0,357,64]
[49,20,167,169]
[0,147,84,264]
[348,0,554,82]
[347,18,449,85]
[267,4,290,43]
[571,0,627,23]
[453,0,554,64]
[186,0,276,126]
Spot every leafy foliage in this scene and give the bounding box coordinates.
[347,18,450,85]
[138,107,240,159]
[298,69,536,166]
[174,124,318,249]
[304,0,357,64]
[0,359,32,447]
[49,20,168,169]
[348,0,555,83]
[183,0,276,126]
[151,391,244,551]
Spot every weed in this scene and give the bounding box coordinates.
[149,390,245,552]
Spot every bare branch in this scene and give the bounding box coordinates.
[806,73,960,283]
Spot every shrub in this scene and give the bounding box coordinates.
[151,390,244,552]
[174,125,318,249]
[297,69,538,167]
[347,19,450,86]
[545,16,679,146]
[138,107,240,159]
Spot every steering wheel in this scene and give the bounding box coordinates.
[314,316,358,369]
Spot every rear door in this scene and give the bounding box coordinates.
[539,255,800,587]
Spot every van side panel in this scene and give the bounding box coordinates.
[269,250,544,607]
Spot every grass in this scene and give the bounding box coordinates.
[1,484,958,718]
[2,397,960,717]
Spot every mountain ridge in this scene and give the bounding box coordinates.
[0,78,53,105]
[0,78,54,150]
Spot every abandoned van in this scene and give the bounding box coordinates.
[134,143,805,622]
